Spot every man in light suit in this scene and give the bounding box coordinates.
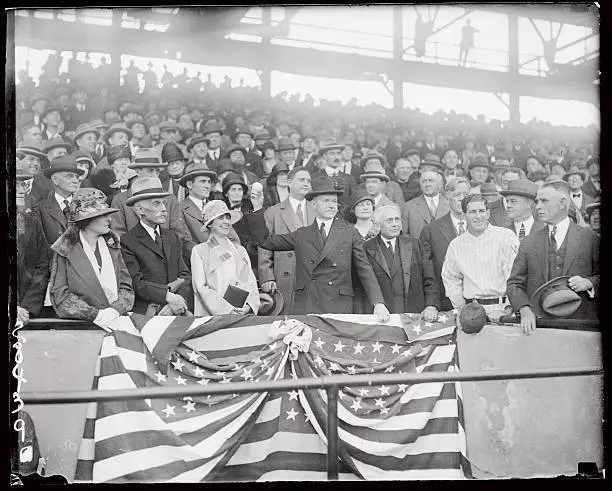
[507,178,599,333]
[258,167,315,313]
[364,204,440,318]
[420,176,470,311]
[248,176,390,321]
[401,170,449,239]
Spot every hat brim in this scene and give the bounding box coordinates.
[104,128,133,142]
[44,142,73,153]
[530,275,580,318]
[125,191,171,206]
[499,190,536,199]
[187,139,211,152]
[200,209,242,231]
[71,207,120,222]
[16,173,34,181]
[468,163,493,171]
[319,145,346,156]
[305,189,344,201]
[201,129,224,137]
[179,169,217,186]
[73,128,99,142]
[17,148,47,159]
[360,172,390,182]
[223,180,249,195]
[350,194,375,210]
[129,162,167,169]
[258,290,285,316]
[44,166,86,179]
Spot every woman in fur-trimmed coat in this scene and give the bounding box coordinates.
[49,188,134,324]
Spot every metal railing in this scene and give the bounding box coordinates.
[19,321,602,480]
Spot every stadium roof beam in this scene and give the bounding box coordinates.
[403,8,474,55]
[15,15,597,105]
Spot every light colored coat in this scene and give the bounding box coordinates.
[191,234,260,316]
[401,194,450,239]
[258,198,315,313]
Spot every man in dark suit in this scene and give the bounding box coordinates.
[364,204,439,317]
[16,159,50,325]
[420,176,470,311]
[248,176,390,321]
[203,123,224,172]
[507,178,599,334]
[500,179,544,241]
[309,140,357,212]
[295,133,318,169]
[565,169,594,218]
[64,86,97,132]
[121,176,193,315]
[258,167,316,314]
[339,142,362,181]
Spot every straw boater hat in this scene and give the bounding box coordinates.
[44,154,86,179]
[563,169,587,182]
[125,176,171,206]
[305,176,344,201]
[200,200,242,230]
[499,179,539,199]
[360,162,390,182]
[530,276,582,318]
[179,162,217,187]
[129,148,166,169]
[67,188,119,223]
[104,122,133,143]
[541,176,570,190]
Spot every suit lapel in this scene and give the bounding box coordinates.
[439,214,457,244]
[47,195,67,229]
[415,196,431,223]
[307,221,324,253]
[182,200,202,222]
[370,236,391,278]
[563,222,581,275]
[279,199,298,231]
[398,236,413,289]
[135,223,165,259]
[160,228,172,262]
[316,219,342,265]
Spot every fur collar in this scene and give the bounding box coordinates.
[52,225,122,257]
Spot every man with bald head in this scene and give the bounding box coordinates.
[400,170,449,238]
[507,179,599,333]
[363,204,440,318]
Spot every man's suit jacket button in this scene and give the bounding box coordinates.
[328,281,332,285]
[332,263,337,267]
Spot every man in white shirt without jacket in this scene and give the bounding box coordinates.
[442,193,520,322]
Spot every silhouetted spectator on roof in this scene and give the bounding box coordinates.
[459,19,478,67]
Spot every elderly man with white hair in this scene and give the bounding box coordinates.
[400,170,449,238]
[362,204,440,318]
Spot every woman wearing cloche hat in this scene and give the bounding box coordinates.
[49,188,134,330]
[190,200,260,316]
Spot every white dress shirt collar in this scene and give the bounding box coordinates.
[208,148,220,159]
[288,195,306,215]
[189,194,205,213]
[381,236,397,251]
[315,217,334,231]
[424,194,439,208]
[514,215,534,236]
[140,220,160,242]
[548,216,570,247]
[325,166,340,177]
[55,193,72,209]
[450,214,466,234]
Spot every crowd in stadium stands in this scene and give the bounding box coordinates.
[14,56,600,333]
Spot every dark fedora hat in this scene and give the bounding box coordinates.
[216,158,237,176]
[158,121,181,133]
[106,144,132,166]
[44,154,86,179]
[258,290,285,316]
[179,162,217,187]
[530,276,582,318]
[44,137,73,154]
[103,122,133,143]
[276,137,297,152]
[234,126,254,138]
[201,122,224,137]
[268,162,290,179]
[402,148,420,158]
[186,133,211,152]
[479,181,499,196]
[254,130,272,141]
[500,179,538,199]
[305,176,344,201]
[563,169,587,181]
[40,101,64,120]
[161,142,187,163]
[119,104,144,119]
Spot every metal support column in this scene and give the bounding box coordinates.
[326,387,339,480]
[109,9,124,90]
[261,6,272,98]
[392,5,404,109]
[508,10,520,124]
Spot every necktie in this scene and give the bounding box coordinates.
[62,200,70,221]
[458,220,466,235]
[93,242,102,271]
[518,223,526,241]
[550,225,558,251]
[296,202,304,227]
[573,193,581,198]
[427,198,437,220]
[154,229,163,251]
[386,240,394,256]
[319,222,327,242]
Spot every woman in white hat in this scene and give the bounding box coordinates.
[191,200,260,316]
[49,188,134,330]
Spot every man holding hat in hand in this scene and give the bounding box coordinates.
[247,176,390,321]
[507,177,599,333]
[120,176,193,316]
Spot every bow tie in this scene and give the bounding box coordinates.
[573,193,581,198]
